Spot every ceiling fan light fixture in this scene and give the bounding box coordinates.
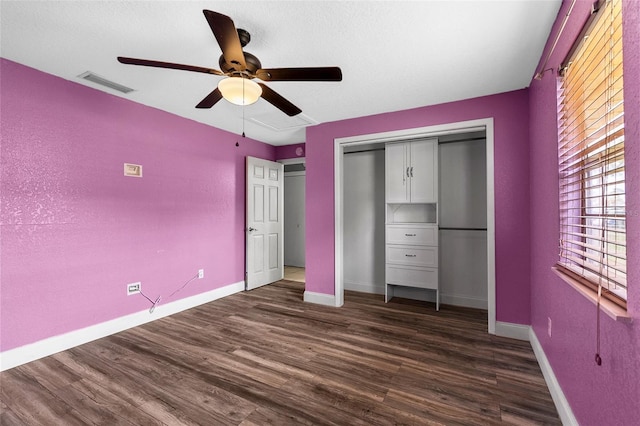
[218,77,262,106]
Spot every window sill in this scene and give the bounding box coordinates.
[551,267,632,323]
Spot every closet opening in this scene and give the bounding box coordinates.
[334,118,496,334]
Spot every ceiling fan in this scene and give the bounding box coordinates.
[117,10,342,117]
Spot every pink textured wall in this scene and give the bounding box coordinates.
[306,90,531,324]
[529,0,639,423]
[0,59,275,351]
[275,143,305,160]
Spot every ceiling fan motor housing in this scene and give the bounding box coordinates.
[237,28,251,47]
[219,50,262,75]
[218,28,260,75]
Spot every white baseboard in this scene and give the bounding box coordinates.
[303,290,338,307]
[384,288,488,310]
[344,281,384,295]
[529,328,578,426]
[441,294,488,310]
[495,321,531,341]
[0,281,245,372]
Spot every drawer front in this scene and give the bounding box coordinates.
[386,225,438,246]
[386,245,438,267]
[386,265,438,290]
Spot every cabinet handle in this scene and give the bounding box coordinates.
[405,233,416,236]
[410,166,414,177]
[405,254,417,257]
[406,166,410,178]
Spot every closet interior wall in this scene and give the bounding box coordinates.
[438,133,488,309]
[343,147,386,294]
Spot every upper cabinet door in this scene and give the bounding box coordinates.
[409,139,437,203]
[385,143,409,203]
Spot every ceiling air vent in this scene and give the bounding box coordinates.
[250,112,317,132]
[78,71,134,94]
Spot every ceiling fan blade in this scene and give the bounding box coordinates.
[256,67,342,82]
[258,83,302,117]
[195,88,223,109]
[203,10,247,71]
[117,57,224,76]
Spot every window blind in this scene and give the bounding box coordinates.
[557,0,626,307]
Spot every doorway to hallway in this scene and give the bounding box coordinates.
[282,158,306,283]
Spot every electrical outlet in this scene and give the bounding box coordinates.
[198,269,204,279]
[127,282,141,295]
[547,317,552,337]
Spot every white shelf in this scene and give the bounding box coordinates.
[386,203,437,224]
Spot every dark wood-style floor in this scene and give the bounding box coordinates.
[1,280,560,425]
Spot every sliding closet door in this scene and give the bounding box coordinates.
[439,138,488,309]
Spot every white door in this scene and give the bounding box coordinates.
[409,139,438,203]
[385,143,409,203]
[246,156,284,290]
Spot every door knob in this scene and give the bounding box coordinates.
[248,227,257,232]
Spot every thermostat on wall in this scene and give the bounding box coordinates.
[124,163,142,177]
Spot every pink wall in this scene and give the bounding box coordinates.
[529,0,639,423]
[275,143,305,160]
[306,90,531,324]
[0,59,275,351]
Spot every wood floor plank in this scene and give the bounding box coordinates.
[55,379,160,426]
[0,369,91,426]
[238,406,320,426]
[135,398,204,426]
[0,279,560,425]
[0,407,25,426]
[12,356,82,394]
[282,378,429,426]
[384,388,503,426]
[230,347,317,382]
[388,363,503,420]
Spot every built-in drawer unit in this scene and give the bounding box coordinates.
[386,224,438,246]
[386,244,438,267]
[385,141,439,310]
[386,265,438,290]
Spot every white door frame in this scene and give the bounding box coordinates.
[278,158,306,167]
[334,118,496,334]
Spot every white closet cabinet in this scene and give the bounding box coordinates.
[385,138,439,310]
[385,140,437,203]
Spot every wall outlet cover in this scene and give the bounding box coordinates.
[127,282,141,295]
[124,163,142,177]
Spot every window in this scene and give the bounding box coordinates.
[557,0,626,307]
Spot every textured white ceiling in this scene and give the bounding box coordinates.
[1,0,561,146]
